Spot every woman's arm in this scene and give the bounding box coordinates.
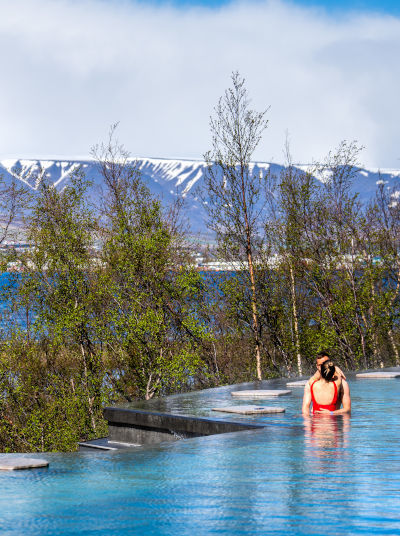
[302,382,312,415]
[338,379,351,413]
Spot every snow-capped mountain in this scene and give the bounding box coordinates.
[1,157,400,236]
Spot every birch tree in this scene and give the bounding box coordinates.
[202,72,269,380]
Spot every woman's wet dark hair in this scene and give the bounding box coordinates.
[321,360,335,382]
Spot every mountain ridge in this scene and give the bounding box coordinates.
[1,157,399,236]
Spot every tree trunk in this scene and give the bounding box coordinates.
[367,276,382,368]
[80,342,97,433]
[387,261,400,366]
[388,329,400,366]
[289,261,302,376]
[240,163,262,381]
[346,257,368,369]
[247,248,262,380]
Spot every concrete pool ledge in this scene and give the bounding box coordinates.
[231,389,292,398]
[0,457,49,470]
[286,380,308,387]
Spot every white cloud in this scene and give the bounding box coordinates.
[0,0,399,167]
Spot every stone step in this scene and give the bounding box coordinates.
[231,389,292,398]
[78,438,141,451]
[286,380,308,387]
[212,405,285,414]
[356,371,400,378]
[0,457,49,471]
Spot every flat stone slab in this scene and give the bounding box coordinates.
[212,405,285,414]
[0,457,49,471]
[231,390,292,398]
[356,371,400,379]
[286,380,308,387]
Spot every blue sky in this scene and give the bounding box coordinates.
[0,0,399,168]
[292,0,400,14]
[143,0,400,15]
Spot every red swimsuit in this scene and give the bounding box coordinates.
[310,380,338,414]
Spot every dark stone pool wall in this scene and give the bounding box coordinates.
[106,407,264,444]
[79,407,265,450]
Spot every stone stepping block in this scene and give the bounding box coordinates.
[212,405,285,414]
[0,457,49,471]
[356,371,400,379]
[231,389,291,398]
[286,380,308,387]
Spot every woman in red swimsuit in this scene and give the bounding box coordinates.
[302,360,344,415]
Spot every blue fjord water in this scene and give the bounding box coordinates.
[1,376,400,535]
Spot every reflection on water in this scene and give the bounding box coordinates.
[304,414,350,461]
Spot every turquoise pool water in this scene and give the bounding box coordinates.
[2,375,400,535]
